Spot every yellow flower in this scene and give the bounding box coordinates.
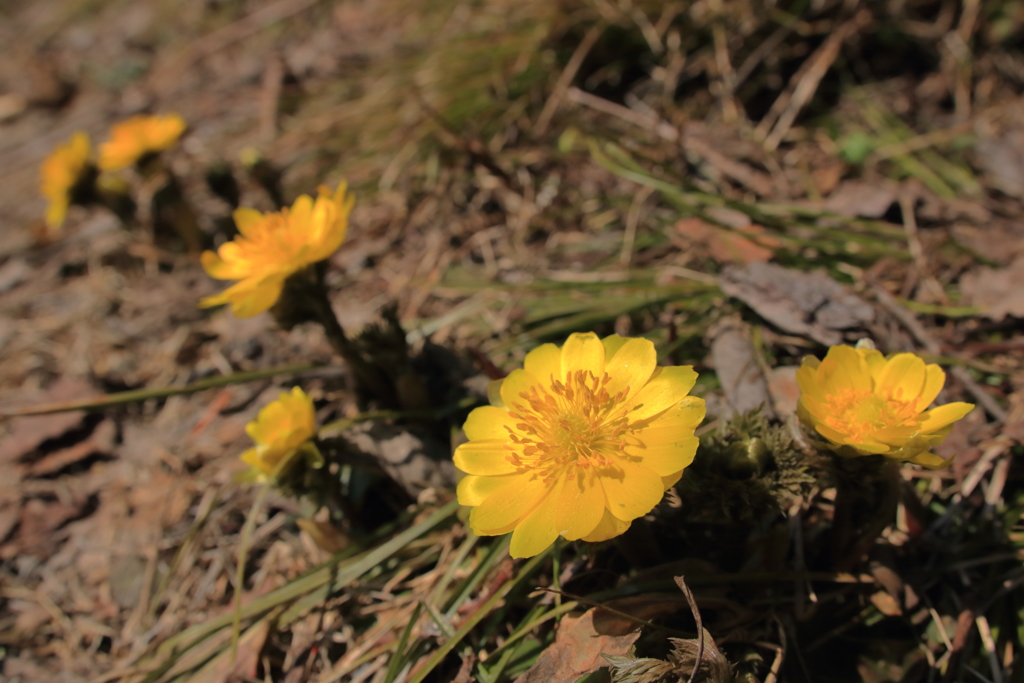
[98,113,186,171]
[240,387,317,479]
[796,344,974,468]
[200,182,354,317]
[454,332,706,558]
[40,132,92,230]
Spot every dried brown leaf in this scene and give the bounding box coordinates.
[720,262,874,345]
[824,180,898,218]
[26,419,116,477]
[187,619,270,683]
[960,256,1024,321]
[0,378,94,464]
[675,217,778,265]
[516,608,643,683]
[707,316,773,418]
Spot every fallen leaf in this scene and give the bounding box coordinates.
[296,518,353,554]
[707,316,774,418]
[187,619,270,683]
[26,419,116,477]
[959,256,1024,321]
[766,366,801,418]
[14,497,87,559]
[870,590,902,616]
[516,608,643,683]
[0,378,95,464]
[824,180,898,218]
[974,129,1024,199]
[720,262,874,345]
[0,505,18,544]
[813,160,845,196]
[675,217,778,265]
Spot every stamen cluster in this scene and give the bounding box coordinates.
[454,332,705,558]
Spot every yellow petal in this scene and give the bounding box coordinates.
[795,364,824,402]
[453,440,519,476]
[918,402,974,433]
[487,379,505,408]
[580,508,631,543]
[843,439,891,455]
[877,353,926,401]
[599,459,665,522]
[622,366,698,423]
[45,198,69,230]
[641,396,706,433]
[239,447,266,473]
[915,364,946,411]
[814,422,855,446]
[601,334,630,361]
[470,474,546,532]
[509,482,562,558]
[499,369,542,410]
[902,450,953,470]
[560,332,605,379]
[227,275,287,317]
[233,208,266,237]
[661,470,683,490]
[873,424,918,445]
[458,473,519,507]
[552,475,605,541]
[289,195,314,231]
[628,436,699,476]
[603,337,657,402]
[859,348,887,382]
[462,406,516,442]
[797,394,831,424]
[523,343,561,383]
[818,345,871,394]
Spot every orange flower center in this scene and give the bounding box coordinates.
[821,387,920,443]
[504,370,638,482]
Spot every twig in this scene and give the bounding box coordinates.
[673,576,704,683]
[983,450,1012,508]
[621,186,653,266]
[150,0,320,93]
[975,615,1004,683]
[533,25,603,137]
[961,440,1010,498]
[1,362,329,418]
[900,188,926,284]
[565,88,775,195]
[759,10,872,150]
[258,54,285,142]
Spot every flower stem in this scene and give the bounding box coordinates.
[274,265,397,407]
[831,457,900,570]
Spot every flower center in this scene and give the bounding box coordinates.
[504,370,638,482]
[821,387,919,443]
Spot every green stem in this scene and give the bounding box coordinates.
[3,362,327,418]
[233,481,271,661]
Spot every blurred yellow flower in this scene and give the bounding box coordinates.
[98,113,186,171]
[454,332,706,558]
[200,182,354,317]
[40,132,92,230]
[241,387,317,479]
[796,344,974,468]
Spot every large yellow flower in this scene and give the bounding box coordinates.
[455,332,706,558]
[796,344,974,468]
[241,387,317,480]
[98,113,186,171]
[40,132,92,230]
[200,182,354,318]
